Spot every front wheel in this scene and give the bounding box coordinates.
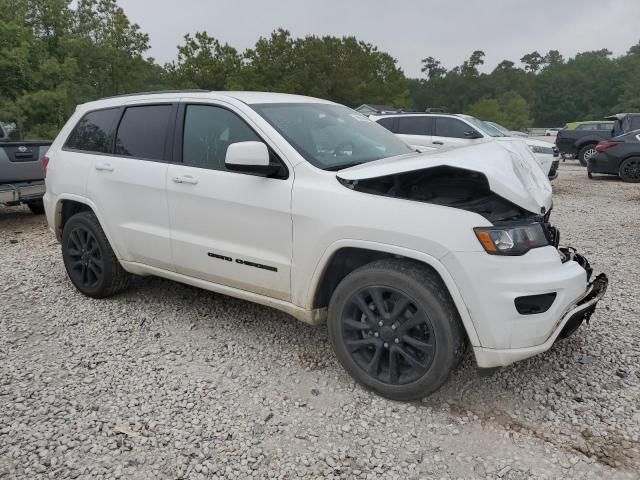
[578,145,597,167]
[619,157,640,183]
[61,211,130,298]
[327,259,465,401]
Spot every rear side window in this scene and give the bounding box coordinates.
[376,117,396,132]
[397,116,434,135]
[435,118,470,138]
[114,105,173,160]
[65,108,120,153]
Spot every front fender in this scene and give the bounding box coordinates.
[303,239,481,347]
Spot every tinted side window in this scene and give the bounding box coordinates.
[435,118,470,138]
[397,116,434,135]
[376,117,396,132]
[65,108,120,153]
[114,105,173,160]
[630,117,640,131]
[182,105,261,170]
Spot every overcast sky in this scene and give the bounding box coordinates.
[117,0,640,78]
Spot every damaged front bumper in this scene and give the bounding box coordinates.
[451,245,608,369]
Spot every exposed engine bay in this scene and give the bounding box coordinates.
[339,165,539,223]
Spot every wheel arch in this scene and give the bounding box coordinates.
[307,240,481,346]
[54,195,123,259]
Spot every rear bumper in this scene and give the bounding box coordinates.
[588,153,620,175]
[474,269,608,368]
[0,181,46,204]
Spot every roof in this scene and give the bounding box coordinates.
[79,90,335,110]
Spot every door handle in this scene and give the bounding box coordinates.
[432,141,444,145]
[95,163,114,172]
[172,175,198,185]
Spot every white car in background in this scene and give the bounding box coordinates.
[371,113,560,180]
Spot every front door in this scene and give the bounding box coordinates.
[430,117,477,149]
[167,103,293,301]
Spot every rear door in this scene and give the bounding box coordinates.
[395,116,434,147]
[166,101,293,301]
[86,102,175,271]
[431,117,477,149]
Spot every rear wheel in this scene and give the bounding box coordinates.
[578,145,597,167]
[61,211,130,298]
[327,259,464,401]
[619,157,640,183]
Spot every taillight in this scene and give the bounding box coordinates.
[595,141,620,153]
[42,155,50,175]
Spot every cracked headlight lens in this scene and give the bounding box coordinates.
[474,223,549,255]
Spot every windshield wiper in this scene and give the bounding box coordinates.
[324,161,364,171]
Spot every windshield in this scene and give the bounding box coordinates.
[463,116,506,137]
[251,103,414,170]
[486,121,512,136]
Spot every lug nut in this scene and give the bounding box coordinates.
[378,321,384,327]
[394,338,400,343]
[374,332,379,337]
[383,342,389,348]
[391,324,396,330]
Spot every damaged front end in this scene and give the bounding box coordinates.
[336,143,608,360]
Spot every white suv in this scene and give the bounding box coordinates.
[43,91,607,400]
[371,113,560,180]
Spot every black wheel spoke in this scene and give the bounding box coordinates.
[367,344,383,375]
[388,349,399,384]
[397,310,428,335]
[344,318,372,332]
[389,297,411,321]
[368,287,388,316]
[352,293,377,323]
[396,346,428,370]
[346,337,377,353]
[66,226,104,289]
[403,335,433,351]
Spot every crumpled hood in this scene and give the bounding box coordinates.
[337,141,553,215]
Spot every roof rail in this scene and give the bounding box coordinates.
[102,89,210,100]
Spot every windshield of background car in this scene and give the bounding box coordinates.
[486,122,512,136]
[463,116,506,137]
[251,103,414,170]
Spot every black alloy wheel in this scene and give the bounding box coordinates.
[66,225,104,290]
[341,286,436,385]
[619,157,640,183]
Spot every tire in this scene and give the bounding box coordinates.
[27,200,45,215]
[327,258,465,401]
[61,211,130,298]
[619,157,640,183]
[577,145,597,167]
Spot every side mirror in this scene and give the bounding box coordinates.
[464,130,483,139]
[225,141,280,176]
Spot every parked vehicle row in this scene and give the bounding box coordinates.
[370,112,559,180]
[0,122,51,214]
[588,130,640,183]
[42,91,607,400]
[555,113,640,166]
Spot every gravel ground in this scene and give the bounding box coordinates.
[1,161,639,480]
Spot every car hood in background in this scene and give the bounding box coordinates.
[337,141,552,215]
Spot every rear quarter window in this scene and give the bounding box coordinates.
[375,117,396,132]
[64,108,120,153]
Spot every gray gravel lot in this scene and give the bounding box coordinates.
[1,161,639,479]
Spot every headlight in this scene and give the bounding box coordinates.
[529,144,553,155]
[474,224,549,255]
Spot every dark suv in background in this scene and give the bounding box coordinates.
[555,113,640,166]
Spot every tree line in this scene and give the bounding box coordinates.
[2,0,639,138]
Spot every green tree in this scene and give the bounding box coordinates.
[520,51,545,73]
[466,97,504,124]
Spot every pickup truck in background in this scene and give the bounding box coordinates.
[0,123,52,214]
[555,113,640,166]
